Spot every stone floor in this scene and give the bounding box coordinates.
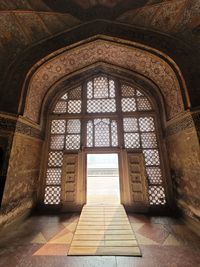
[0,212,200,267]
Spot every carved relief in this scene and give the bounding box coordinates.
[24,40,184,122]
[0,115,43,139]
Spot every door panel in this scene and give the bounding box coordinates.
[61,153,78,210]
[127,151,149,211]
[120,149,149,212]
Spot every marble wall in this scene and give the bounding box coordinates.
[166,112,200,225]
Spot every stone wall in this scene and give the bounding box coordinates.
[166,112,200,225]
[0,116,43,229]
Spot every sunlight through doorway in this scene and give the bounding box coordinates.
[87,153,120,204]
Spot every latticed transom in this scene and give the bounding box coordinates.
[67,119,81,133]
[46,168,61,185]
[51,120,66,134]
[53,101,67,114]
[148,186,166,205]
[87,120,93,147]
[123,118,138,132]
[122,98,137,112]
[44,75,166,206]
[143,150,160,166]
[111,121,118,147]
[86,118,118,147]
[66,135,80,150]
[139,117,155,132]
[141,133,157,148]
[137,97,152,111]
[121,84,135,97]
[53,86,82,114]
[65,119,81,150]
[121,84,152,112]
[124,133,140,148]
[48,151,63,167]
[87,99,116,113]
[95,119,110,147]
[44,186,61,204]
[86,76,116,113]
[50,135,65,150]
[146,167,162,184]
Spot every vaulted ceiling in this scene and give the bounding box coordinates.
[0,0,200,87]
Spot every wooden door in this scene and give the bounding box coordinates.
[119,149,149,212]
[61,151,86,211]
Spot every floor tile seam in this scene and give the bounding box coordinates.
[67,204,85,255]
[70,245,139,248]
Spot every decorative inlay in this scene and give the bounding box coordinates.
[24,40,184,122]
[0,116,43,139]
[165,115,195,136]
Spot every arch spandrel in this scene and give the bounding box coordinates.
[24,39,185,123]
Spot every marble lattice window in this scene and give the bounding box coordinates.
[44,75,166,206]
[86,118,118,147]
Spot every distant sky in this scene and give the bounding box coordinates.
[87,154,118,169]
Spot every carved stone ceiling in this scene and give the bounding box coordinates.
[0,0,200,96]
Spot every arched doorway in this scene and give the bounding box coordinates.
[42,74,168,212]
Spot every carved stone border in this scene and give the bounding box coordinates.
[192,112,200,143]
[165,115,194,136]
[0,117,43,139]
[166,110,200,139]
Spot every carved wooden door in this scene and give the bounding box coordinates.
[120,150,149,212]
[61,151,86,211]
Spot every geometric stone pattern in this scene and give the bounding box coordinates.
[2,211,200,265]
[44,186,61,205]
[87,118,118,147]
[87,76,116,113]
[46,168,62,185]
[53,87,82,115]
[25,40,184,122]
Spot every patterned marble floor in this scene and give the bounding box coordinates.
[0,212,200,266]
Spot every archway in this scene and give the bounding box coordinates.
[42,73,169,212]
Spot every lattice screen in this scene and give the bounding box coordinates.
[123,115,166,205]
[44,75,167,206]
[53,86,82,114]
[87,76,116,113]
[44,118,81,204]
[86,118,118,147]
[121,84,152,112]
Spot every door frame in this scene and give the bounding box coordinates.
[85,150,121,205]
[81,147,123,205]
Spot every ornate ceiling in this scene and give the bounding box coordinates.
[0,0,177,11]
[0,0,200,111]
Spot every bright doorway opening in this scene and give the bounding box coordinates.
[87,153,120,204]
